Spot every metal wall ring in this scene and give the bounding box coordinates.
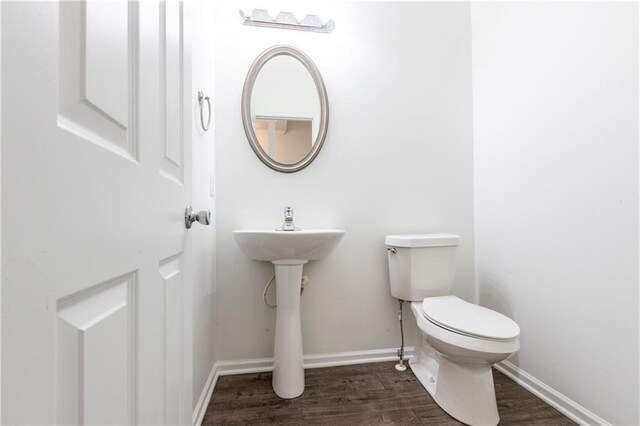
[198,91,211,131]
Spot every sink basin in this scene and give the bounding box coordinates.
[232,228,345,399]
[232,229,345,262]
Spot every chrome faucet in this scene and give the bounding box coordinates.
[277,206,299,231]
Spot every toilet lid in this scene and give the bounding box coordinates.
[422,296,520,341]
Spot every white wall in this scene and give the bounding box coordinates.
[472,3,639,425]
[190,0,216,413]
[213,1,474,361]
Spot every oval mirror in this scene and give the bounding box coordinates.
[242,45,329,173]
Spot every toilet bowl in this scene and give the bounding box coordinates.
[385,234,520,426]
[410,297,519,426]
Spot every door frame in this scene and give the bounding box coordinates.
[1,2,4,420]
[181,0,193,423]
[0,1,3,419]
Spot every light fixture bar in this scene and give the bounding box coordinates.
[239,9,335,33]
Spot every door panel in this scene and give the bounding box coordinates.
[84,1,130,126]
[58,1,138,161]
[56,273,136,425]
[160,0,184,184]
[159,254,184,424]
[1,1,192,424]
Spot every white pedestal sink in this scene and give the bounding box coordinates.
[232,229,345,398]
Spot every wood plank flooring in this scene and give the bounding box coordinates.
[203,361,574,425]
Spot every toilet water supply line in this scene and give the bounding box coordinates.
[263,274,309,308]
[396,299,407,371]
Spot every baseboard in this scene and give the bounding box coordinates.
[215,346,415,376]
[191,346,415,425]
[495,360,610,426]
[192,363,219,426]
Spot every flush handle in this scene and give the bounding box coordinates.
[387,247,397,254]
[185,205,211,229]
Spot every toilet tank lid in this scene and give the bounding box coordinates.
[385,233,460,248]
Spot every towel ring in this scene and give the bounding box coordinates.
[198,91,211,131]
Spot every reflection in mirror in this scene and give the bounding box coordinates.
[255,117,312,164]
[242,45,329,173]
[251,55,320,165]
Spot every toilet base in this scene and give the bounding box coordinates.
[410,334,499,426]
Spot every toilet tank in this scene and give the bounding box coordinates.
[385,234,460,301]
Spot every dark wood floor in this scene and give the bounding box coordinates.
[203,361,574,425]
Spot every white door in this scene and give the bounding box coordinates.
[2,1,194,424]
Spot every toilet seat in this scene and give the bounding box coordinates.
[422,296,520,341]
[411,302,519,357]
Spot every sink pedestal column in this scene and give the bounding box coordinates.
[272,260,308,399]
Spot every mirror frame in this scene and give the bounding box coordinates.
[241,45,329,173]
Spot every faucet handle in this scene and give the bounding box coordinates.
[284,206,293,219]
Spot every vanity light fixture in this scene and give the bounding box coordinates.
[239,9,335,33]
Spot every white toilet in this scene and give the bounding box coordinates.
[386,234,520,426]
